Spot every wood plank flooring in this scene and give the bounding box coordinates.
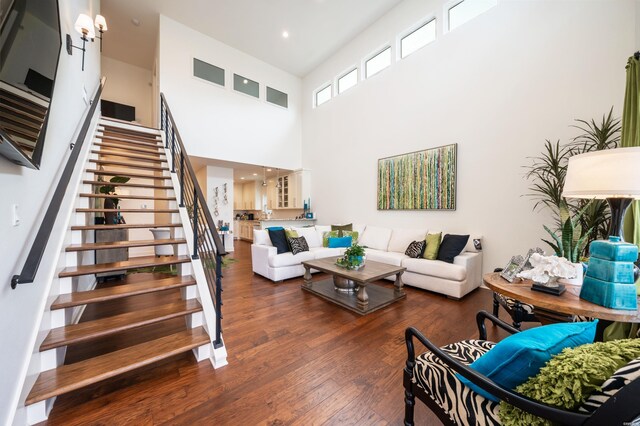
[42,241,515,425]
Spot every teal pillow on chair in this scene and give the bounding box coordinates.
[328,236,352,248]
[458,320,598,401]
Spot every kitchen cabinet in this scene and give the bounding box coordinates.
[237,221,256,241]
[266,179,278,210]
[276,170,311,209]
[233,183,243,210]
[233,220,240,240]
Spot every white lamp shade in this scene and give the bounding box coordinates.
[74,14,96,38]
[563,147,640,199]
[94,14,107,31]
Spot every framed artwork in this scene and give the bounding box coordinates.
[377,143,457,210]
[501,255,525,283]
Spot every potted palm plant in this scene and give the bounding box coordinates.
[100,175,130,224]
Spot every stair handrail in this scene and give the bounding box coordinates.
[11,77,106,289]
[160,92,226,348]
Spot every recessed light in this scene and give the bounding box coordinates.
[252,173,258,176]
[282,30,289,38]
[243,79,248,84]
[266,168,272,172]
[240,177,245,180]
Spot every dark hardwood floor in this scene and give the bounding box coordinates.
[43,241,512,425]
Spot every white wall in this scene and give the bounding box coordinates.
[158,15,302,171]
[0,0,101,423]
[204,166,234,253]
[302,0,637,274]
[101,56,153,126]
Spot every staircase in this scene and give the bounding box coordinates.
[0,85,47,158]
[22,118,226,421]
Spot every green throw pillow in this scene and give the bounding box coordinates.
[284,229,299,239]
[331,223,353,237]
[322,230,340,247]
[341,230,359,244]
[423,232,442,260]
[499,339,640,426]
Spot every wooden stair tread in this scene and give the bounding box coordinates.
[25,327,209,405]
[82,180,173,190]
[65,238,186,251]
[94,141,163,155]
[96,135,163,148]
[99,120,161,133]
[85,169,170,180]
[70,223,181,231]
[76,208,179,213]
[41,299,202,351]
[89,159,169,171]
[51,276,196,309]
[79,193,175,201]
[93,150,165,162]
[59,255,190,277]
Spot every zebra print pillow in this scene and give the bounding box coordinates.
[580,357,640,413]
[288,236,309,255]
[405,240,426,258]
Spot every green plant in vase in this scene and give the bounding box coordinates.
[336,244,366,270]
[100,175,130,224]
[542,201,593,263]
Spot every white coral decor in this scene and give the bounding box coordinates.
[516,253,577,284]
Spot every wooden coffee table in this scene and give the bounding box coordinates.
[301,256,406,315]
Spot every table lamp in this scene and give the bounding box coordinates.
[563,147,640,310]
[563,147,640,240]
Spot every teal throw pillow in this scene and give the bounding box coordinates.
[322,230,340,247]
[457,320,598,401]
[328,236,352,248]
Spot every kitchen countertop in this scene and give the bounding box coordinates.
[259,218,317,221]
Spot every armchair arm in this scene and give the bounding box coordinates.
[404,326,589,426]
[476,310,520,340]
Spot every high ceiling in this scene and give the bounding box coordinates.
[100,0,404,76]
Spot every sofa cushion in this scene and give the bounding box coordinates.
[465,235,483,253]
[405,240,426,258]
[293,227,322,248]
[268,228,291,254]
[458,320,598,402]
[388,228,428,253]
[328,236,352,248]
[253,229,273,246]
[268,250,315,267]
[310,247,343,258]
[402,258,467,281]
[359,226,392,251]
[331,223,352,236]
[352,223,367,236]
[365,248,409,266]
[322,230,340,247]
[288,236,309,255]
[437,234,470,263]
[423,232,442,260]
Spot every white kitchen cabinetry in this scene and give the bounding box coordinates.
[266,180,278,210]
[234,181,264,210]
[287,170,311,209]
[233,183,243,210]
[237,221,256,241]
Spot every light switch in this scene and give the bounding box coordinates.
[12,204,20,226]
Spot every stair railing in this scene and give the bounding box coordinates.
[11,77,105,289]
[160,93,226,349]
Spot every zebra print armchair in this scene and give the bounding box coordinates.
[403,311,640,426]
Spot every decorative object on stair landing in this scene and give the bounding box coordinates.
[99,175,130,224]
[377,144,456,210]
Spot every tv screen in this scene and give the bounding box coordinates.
[101,99,135,122]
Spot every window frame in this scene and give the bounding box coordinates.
[192,57,226,88]
[444,0,498,33]
[266,86,289,109]
[233,73,260,99]
[398,16,437,60]
[314,83,332,107]
[363,45,392,79]
[336,66,358,95]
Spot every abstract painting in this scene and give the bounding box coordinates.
[377,144,457,210]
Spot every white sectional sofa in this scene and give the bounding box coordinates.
[251,224,483,300]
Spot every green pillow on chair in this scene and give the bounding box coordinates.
[423,232,442,260]
[499,338,640,426]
